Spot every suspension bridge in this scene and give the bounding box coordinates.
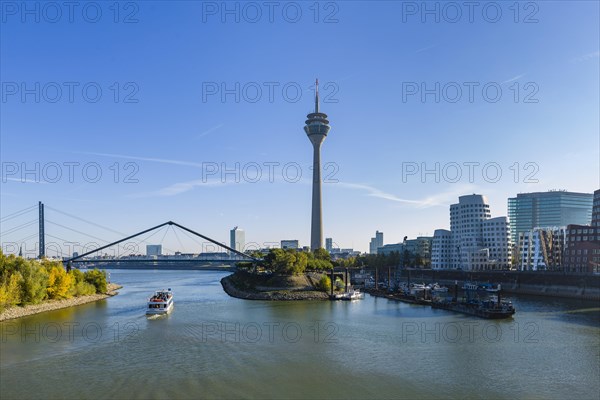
[0,202,258,269]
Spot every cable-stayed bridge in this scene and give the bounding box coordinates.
[0,202,257,270]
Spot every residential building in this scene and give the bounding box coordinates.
[563,189,600,273]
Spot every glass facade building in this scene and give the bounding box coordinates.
[508,191,593,244]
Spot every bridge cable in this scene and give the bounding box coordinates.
[44,206,127,236]
[171,226,185,251]
[12,233,39,244]
[0,219,38,237]
[45,219,112,245]
[177,227,207,248]
[0,204,37,223]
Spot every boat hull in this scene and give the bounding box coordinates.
[431,302,515,319]
[146,302,173,315]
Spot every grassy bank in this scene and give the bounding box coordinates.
[221,271,329,301]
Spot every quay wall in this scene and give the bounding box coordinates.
[363,269,600,301]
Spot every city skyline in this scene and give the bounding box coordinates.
[1,2,599,253]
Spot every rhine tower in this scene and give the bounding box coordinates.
[304,79,331,250]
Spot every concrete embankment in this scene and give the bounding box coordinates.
[385,270,600,302]
[0,283,122,322]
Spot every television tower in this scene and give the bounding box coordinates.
[304,79,331,251]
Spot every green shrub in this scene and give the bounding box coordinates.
[84,269,108,294]
[316,275,332,292]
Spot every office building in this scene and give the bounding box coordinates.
[517,227,566,271]
[508,191,593,244]
[230,227,245,253]
[146,245,162,257]
[325,238,333,252]
[431,194,511,270]
[281,240,299,250]
[369,231,384,254]
[431,229,452,269]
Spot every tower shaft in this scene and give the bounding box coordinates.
[38,201,45,259]
[311,143,323,251]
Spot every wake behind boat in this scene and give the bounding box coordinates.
[146,288,174,315]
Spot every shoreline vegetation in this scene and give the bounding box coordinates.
[222,248,345,301]
[0,283,122,322]
[0,252,115,321]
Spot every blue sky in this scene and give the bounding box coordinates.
[1,1,599,255]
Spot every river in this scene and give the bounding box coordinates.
[1,269,599,399]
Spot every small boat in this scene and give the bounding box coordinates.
[341,289,365,301]
[429,283,448,292]
[146,288,174,315]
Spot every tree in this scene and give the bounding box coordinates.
[47,265,73,299]
[263,249,308,275]
[18,258,49,304]
[0,272,23,312]
[84,269,108,294]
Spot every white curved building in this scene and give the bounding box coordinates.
[432,194,511,270]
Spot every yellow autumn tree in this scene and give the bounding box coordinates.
[0,272,23,312]
[46,266,73,299]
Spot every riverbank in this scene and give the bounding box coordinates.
[0,283,122,322]
[221,272,329,301]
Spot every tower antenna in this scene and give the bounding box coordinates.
[315,78,319,113]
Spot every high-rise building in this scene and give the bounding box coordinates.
[281,240,299,250]
[325,238,333,252]
[563,189,600,273]
[146,245,162,256]
[508,191,593,244]
[517,227,566,271]
[230,227,245,253]
[432,194,511,270]
[593,189,600,227]
[369,231,384,254]
[304,79,331,251]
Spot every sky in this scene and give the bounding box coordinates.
[1,1,599,256]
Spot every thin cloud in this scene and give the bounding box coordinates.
[197,123,224,139]
[571,51,600,63]
[130,179,240,197]
[79,152,203,168]
[415,44,437,53]
[336,182,477,208]
[502,74,525,84]
[3,178,48,184]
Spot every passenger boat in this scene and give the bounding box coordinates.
[146,288,174,315]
